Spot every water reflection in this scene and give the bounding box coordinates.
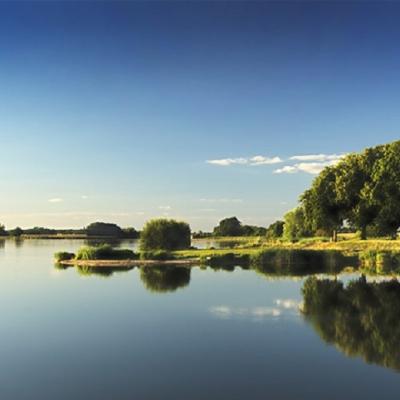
[140,265,191,293]
[302,276,400,371]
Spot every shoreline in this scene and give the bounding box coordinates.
[59,258,200,267]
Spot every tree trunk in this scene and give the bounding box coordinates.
[360,226,367,240]
[331,229,338,242]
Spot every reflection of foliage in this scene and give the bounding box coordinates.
[302,276,400,371]
[251,249,351,276]
[76,265,134,277]
[140,266,191,293]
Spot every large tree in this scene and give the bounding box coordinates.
[301,166,342,241]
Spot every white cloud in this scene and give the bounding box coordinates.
[274,166,298,174]
[274,158,343,175]
[209,305,281,320]
[249,156,283,166]
[274,299,301,311]
[290,153,345,162]
[48,198,63,203]
[207,158,247,166]
[207,155,282,167]
[81,195,88,200]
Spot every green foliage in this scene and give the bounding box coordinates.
[75,244,137,260]
[360,250,400,273]
[54,251,75,261]
[123,227,140,239]
[10,227,23,237]
[302,276,400,371]
[300,140,400,240]
[86,222,125,238]
[266,220,285,240]
[213,217,243,236]
[140,219,191,251]
[140,250,173,260]
[283,207,311,242]
[0,223,7,236]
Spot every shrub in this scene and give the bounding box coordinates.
[54,251,75,262]
[140,219,191,251]
[75,244,137,260]
[140,250,173,260]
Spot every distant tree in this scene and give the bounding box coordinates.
[241,225,267,236]
[140,219,191,251]
[213,217,242,237]
[86,222,124,238]
[123,227,140,239]
[10,227,23,237]
[283,207,311,242]
[266,220,285,240]
[0,223,6,236]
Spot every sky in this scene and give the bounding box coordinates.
[1,1,400,231]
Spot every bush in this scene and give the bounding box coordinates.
[54,251,75,262]
[140,219,191,251]
[140,250,173,260]
[75,245,137,260]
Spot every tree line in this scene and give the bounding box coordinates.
[284,140,400,241]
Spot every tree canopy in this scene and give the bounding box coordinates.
[140,219,191,251]
[300,140,400,240]
[86,222,125,238]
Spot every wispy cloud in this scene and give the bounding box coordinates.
[274,160,341,175]
[81,195,88,200]
[249,156,283,165]
[207,153,346,175]
[207,155,282,167]
[158,205,171,211]
[290,153,345,162]
[48,198,63,203]
[209,306,281,320]
[206,157,248,166]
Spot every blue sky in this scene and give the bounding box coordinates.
[1,1,400,230]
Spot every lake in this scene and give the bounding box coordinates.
[0,239,399,400]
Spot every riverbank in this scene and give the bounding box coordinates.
[59,258,199,267]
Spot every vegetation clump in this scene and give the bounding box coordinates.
[75,244,138,260]
[54,251,75,262]
[360,250,400,273]
[140,219,191,251]
[140,250,173,260]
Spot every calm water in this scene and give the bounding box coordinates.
[0,239,399,400]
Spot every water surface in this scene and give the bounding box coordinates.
[0,239,399,400]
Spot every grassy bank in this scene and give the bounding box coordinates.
[55,237,400,275]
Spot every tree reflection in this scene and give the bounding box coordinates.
[76,265,134,277]
[140,265,191,293]
[302,276,400,371]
